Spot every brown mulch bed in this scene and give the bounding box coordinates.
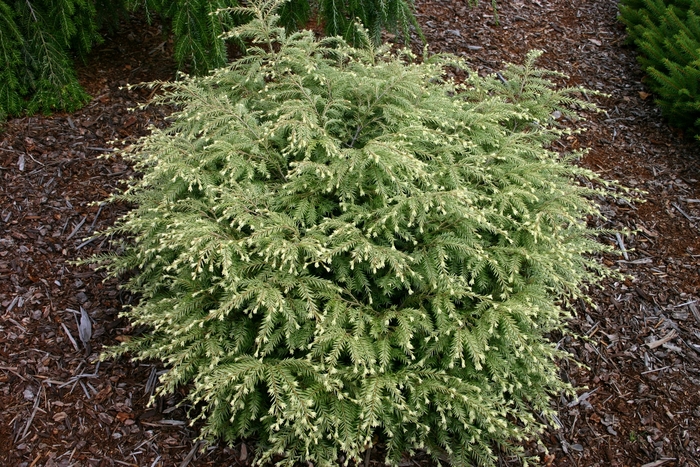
[1,1,699,466]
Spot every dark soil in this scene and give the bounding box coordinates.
[1,1,699,466]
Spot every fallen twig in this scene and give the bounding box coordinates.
[88,203,105,233]
[145,367,158,397]
[60,322,80,352]
[641,365,670,375]
[66,216,87,241]
[79,380,91,399]
[76,236,100,250]
[86,147,115,152]
[17,385,42,443]
[179,441,205,467]
[671,203,697,222]
[141,419,187,427]
[28,453,42,467]
[615,233,629,260]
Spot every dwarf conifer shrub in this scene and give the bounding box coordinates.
[619,0,700,138]
[96,1,619,465]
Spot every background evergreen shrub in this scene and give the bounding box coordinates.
[619,0,700,138]
[0,0,98,119]
[0,0,418,120]
[96,1,622,465]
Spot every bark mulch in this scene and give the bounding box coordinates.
[1,1,699,466]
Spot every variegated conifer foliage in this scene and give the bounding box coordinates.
[97,1,618,465]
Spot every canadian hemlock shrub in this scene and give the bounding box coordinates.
[96,1,621,465]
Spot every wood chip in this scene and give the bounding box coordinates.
[646,330,677,349]
[641,460,675,467]
[78,307,92,345]
[98,412,115,425]
[5,296,19,312]
[690,302,700,325]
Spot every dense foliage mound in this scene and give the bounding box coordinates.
[619,0,700,138]
[0,0,417,120]
[96,1,620,465]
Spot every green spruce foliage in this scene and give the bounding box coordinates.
[123,0,242,75]
[123,0,419,74]
[95,1,620,465]
[0,0,419,119]
[0,0,97,119]
[619,0,700,137]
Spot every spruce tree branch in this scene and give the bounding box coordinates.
[24,0,38,22]
[348,124,363,148]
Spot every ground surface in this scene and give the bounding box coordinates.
[1,0,699,466]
